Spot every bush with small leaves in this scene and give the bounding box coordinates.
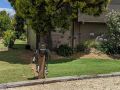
[99,11,120,54]
[83,39,101,51]
[76,42,87,52]
[19,33,26,41]
[57,45,73,57]
[3,30,16,48]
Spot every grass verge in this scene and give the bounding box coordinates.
[48,58,120,77]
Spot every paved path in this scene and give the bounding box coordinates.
[6,76,120,90]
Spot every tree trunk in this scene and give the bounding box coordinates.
[26,22,29,44]
[47,29,52,50]
[71,21,74,52]
[36,32,40,49]
[38,54,45,79]
[35,32,45,79]
[37,35,46,79]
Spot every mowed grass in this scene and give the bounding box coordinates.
[0,43,6,48]
[0,40,34,83]
[0,39,120,84]
[48,58,120,77]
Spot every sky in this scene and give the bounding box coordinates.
[0,0,15,16]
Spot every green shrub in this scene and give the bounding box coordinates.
[98,11,120,54]
[98,41,120,54]
[57,45,73,56]
[3,30,16,48]
[15,31,21,39]
[84,40,100,49]
[76,42,87,52]
[19,33,26,41]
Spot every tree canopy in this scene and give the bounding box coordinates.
[8,0,110,49]
[8,0,110,33]
[0,11,12,34]
[12,14,25,38]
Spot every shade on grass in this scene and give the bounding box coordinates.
[48,58,120,77]
[0,40,34,83]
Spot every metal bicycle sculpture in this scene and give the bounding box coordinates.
[32,44,49,79]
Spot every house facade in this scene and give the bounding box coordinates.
[27,0,120,50]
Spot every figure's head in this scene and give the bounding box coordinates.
[39,43,46,55]
[40,43,46,49]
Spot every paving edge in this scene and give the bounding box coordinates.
[1,72,120,89]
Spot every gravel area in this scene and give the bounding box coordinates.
[6,76,120,90]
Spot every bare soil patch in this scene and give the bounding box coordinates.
[76,53,111,59]
[72,48,111,60]
[20,50,33,63]
[20,50,38,77]
[20,48,116,62]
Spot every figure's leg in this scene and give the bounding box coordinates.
[38,55,45,79]
[45,63,48,78]
[36,64,39,73]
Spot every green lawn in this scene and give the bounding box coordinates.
[0,39,120,84]
[0,40,34,83]
[0,43,6,48]
[48,58,120,77]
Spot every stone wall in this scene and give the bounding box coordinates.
[27,22,107,49]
